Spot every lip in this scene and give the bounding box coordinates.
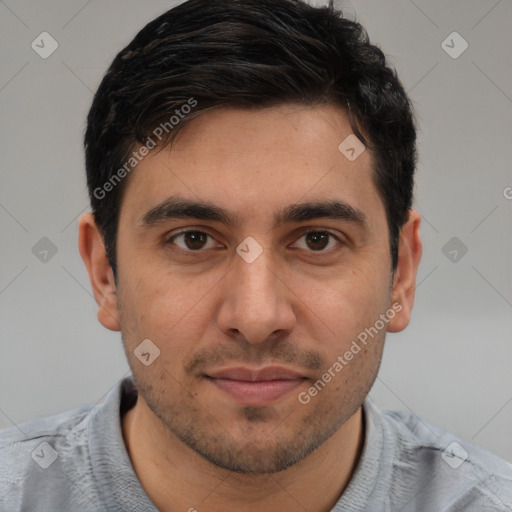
[206,366,305,381]
[205,366,307,406]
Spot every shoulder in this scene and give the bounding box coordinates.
[376,403,512,510]
[0,403,93,463]
[0,403,92,442]
[0,405,96,510]
[382,406,512,474]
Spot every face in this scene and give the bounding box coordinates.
[112,104,398,474]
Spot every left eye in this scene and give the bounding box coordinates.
[167,229,341,253]
[292,230,341,252]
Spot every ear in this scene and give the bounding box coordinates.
[78,212,121,331]
[387,208,422,332]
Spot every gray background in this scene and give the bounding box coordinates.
[1,0,511,462]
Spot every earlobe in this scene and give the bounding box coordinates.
[387,209,422,333]
[78,213,121,332]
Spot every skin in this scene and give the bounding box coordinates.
[79,104,422,512]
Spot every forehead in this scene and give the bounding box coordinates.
[119,104,382,226]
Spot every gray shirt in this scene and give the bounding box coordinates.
[1,376,511,511]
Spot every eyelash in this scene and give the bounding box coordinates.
[165,228,344,254]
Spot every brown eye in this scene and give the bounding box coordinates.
[168,230,215,251]
[293,230,341,252]
[305,232,330,251]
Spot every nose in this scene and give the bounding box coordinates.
[216,243,296,345]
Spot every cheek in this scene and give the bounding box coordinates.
[297,330,385,425]
[291,274,391,396]
[297,263,391,336]
[117,269,217,368]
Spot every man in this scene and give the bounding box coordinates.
[1,0,511,510]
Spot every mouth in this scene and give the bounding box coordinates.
[204,366,308,406]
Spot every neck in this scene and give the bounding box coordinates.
[122,397,365,512]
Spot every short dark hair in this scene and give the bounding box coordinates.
[84,0,417,279]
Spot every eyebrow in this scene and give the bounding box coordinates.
[140,195,367,229]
